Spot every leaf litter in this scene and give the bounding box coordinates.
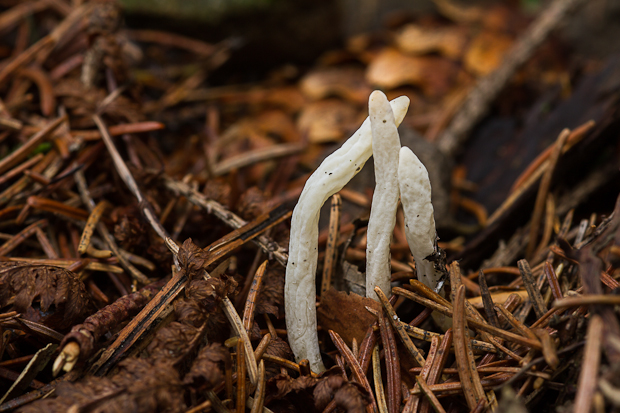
[0,0,618,412]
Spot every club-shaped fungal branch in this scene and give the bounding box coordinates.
[366,91,401,300]
[285,96,410,373]
[398,146,439,290]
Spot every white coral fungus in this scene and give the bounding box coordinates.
[366,91,401,300]
[398,146,438,290]
[285,96,410,373]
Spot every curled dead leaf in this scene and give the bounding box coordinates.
[183,343,229,390]
[268,372,319,400]
[464,31,514,76]
[238,186,269,221]
[175,277,237,328]
[396,24,468,59]
[247,110,301,143]
[300,67,372,104]
[0,263,93,330]
[297,99,358,143]
[177,238,211,280]
[19,359,185,413]
[366,49,457,96]
[314,374,370,413]
[317,288,381,348]
[147,322,199,360]
[254,86,307,113]
[254,266,284,316]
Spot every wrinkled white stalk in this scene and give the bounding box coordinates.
[398,147,439,290]
[285,96,410,373]
[366,91,401,300]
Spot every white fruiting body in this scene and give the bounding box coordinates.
[366,91,401,300]
[398,146,438,290]
[285,96,410,373]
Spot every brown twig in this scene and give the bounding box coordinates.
[0,116,64,177]
[410,378,509,398]
[213,143,305,176]
[526,129,570,259]
[26,196,89,221]
[372,344,388,413]
[510,121,596,193]
[416,376,446,413]
[410,366,550,380]
[375,288,426,367]
[478,270,500,328]
[553,294,620,308]
[365,306,495,353]
[162,175,288,266]
[77,200,109,255]
[53,278,166,375]
[573,315,603,413]
[453,285,485,410]
[543,262,563,301]
[260,354,307,375]
[0,154,43,187]
[358,320,379,374]
[236,339,247,413]
[406,335,440,413]
[74,171,149,284]
[534,193,556,258]
[533,328,559,370]
[253,333,271,361]
[2,257,121,273]
[517,259,547,319]
[321,194,341,298]
[250,360,266,413]
[0,219,47,257]
[329,330,378,413]
[393,287,542,350]
[488,121,594,226]
[378,310,400,413]
[34,227,57,259]
[242,260,268,332]
[124,29,216,56]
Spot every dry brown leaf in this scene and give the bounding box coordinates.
[332,382,369,413]
[175,277,237,328]
[314,375,369,413]
[254,265,284,316]
[0,263,93,330]
[464,31,514,76]
[19,359,185,413]
[177,238,212,280]
[300,67,372,104]
[366,48,457,96]
[183,343,229,390]
[314,375,347,410]
[268,372,320,400]
[297,98,358,143]
[113,205,149,251]
[396,24,468,59]
[317,288,380,349]
[249,109,301,143]
[147,321,200,360]
[238,186,269,220]
[203,178,232,206]
[255,86,307,113]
